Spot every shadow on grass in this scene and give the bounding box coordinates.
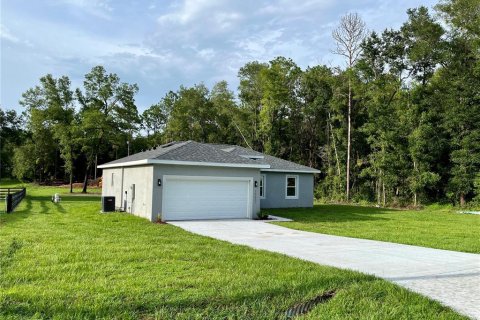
[27,195,100,202]
[269,204,398,223]
[1,194,98,224]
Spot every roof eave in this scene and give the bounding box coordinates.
[260,168,321,174]
[98,159,270,169]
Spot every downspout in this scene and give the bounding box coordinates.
[120,167,125,210]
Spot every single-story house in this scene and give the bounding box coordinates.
[98,141,319,221]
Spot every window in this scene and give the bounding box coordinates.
[285,175,298,199]
[260,174,266,199]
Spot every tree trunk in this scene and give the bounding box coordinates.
[69,171,73,194]
[414,192,417,207]
[382,182,386,207]
[376,178,380,205]
[82,161,91,194]
[82,170,88,193]
[54,149,58,180]
[459,193,465,207]
[94,155,97,180]
[346,81,352,201]
[69,149,74,193]
[328,112,341,176]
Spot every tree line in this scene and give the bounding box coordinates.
[1,0,479,206]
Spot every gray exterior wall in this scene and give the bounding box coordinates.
[260,172,314,208]
[101,165,314,222]
[152,164,261,221]
[101,166,154,221]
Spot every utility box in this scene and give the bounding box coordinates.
[101,196,115,212]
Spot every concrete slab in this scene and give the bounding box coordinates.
[170,220,480,319]
[266,215,293,222]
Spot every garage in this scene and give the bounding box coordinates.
[162,175,252,221]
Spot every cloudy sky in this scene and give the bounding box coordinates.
[1,0,437,112]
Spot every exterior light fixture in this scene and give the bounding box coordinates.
[158,179,162,187]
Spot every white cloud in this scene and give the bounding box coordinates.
[0,24,34,47]
[0,24,20,43]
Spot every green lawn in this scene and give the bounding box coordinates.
[269,204,480,253]
[0,183,467,319]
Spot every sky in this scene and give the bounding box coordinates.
[1,0,438,113]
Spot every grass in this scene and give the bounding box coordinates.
[268,204,480,253]
[0,182,468,319]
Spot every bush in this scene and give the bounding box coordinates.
[257,210,269,220]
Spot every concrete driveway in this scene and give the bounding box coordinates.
[170,220,480,319]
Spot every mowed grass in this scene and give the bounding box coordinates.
[269,204,480,253]
[0,183,467,319]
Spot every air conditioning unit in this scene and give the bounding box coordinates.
[101,196,115,212]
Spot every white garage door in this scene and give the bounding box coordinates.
[162,176,251,221]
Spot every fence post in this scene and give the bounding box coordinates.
[6,194,12,213]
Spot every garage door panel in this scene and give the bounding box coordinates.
[163,177,251,220]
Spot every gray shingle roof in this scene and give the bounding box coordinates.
[98,141,319,173]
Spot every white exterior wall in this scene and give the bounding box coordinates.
[102,168,124,209]
[101,166,154,221]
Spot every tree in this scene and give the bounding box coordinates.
[436,0,480,39]
[435,0,480,206]
[401,7,445,85]
[238,61,269,150]
[12,143,36,181]
[209,81,244,145]
[20,75,75,183]
[0,108,25,180]
[165,84,215,142]
[142,93,174,146]
[76,66,140,193]
[42,75,77,192]
[299,66,333,169]
[332,12,367,201]
[259,57,302,158]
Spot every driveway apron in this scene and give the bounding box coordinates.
[170,220,480,319]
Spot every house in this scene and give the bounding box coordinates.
[98,141,320,221]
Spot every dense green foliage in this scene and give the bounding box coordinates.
[1,0,479,205]
[269,204,480,253]
[0,182,466,319]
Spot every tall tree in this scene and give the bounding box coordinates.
[332,12,367,201]
[435,0,480,205]
[76,66,140,193]
[209,81,244,146]
[19,75,75,183]
[238,61,269,150]
[299,66,333,169]
[165,84,216,142]
[259,57,302,159]
[0,108,25,180]
[142,92,175,146]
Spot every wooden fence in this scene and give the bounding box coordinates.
[0,188,27,213]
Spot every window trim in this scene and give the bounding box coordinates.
[285,175,299,199]
[260,174,266,199]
